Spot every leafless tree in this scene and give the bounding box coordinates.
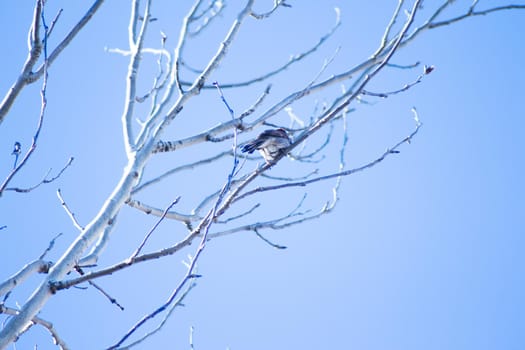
[0,1,523,349]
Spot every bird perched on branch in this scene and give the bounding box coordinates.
[241,128,291,164]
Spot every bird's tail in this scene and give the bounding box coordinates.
[240,140,262,154]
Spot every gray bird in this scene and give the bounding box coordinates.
[241,128,291,164]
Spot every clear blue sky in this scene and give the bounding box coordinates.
[1,1,524,349]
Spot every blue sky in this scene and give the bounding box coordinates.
[1,1,524,349]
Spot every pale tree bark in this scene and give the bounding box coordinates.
[0,1,523,349]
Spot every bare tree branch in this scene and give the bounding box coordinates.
[429,3,525,28]
[129,197,181,260]
[3,157,74,194]
[361,64,434,98]
[56,188,84,231]
[0,260,52,299]
[234,120,421,205]
[107,75,245,350]
[1,1,523,348]
[0,0,104,125]
[0,305,69,350]
[250,0,291,19]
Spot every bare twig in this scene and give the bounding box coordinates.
[74,266,125,311]
[107,81,244,350]
[429,4,525,28]
[0,0,42,125]
[188,0,225,36]
[76,214,118,266]
[114,281,196,349]
[2,2,523,349]
[178,7,340,91]
[371,0,404,59]
[126,198,199,222]
[39,232,63,260]
[218,203,261,224]
[121,0,152,154]
[0,305,69,350]
[50,118,421,290]
[4,157,74,194]
[131,150,232,195]
[173,1,204,94]
[1,232,60,298]
[46,8,63,38]
[254,229,287,249]
[129,197,181,260]
[0,1,52,196]
[361,64,434,98]
[0,0,104,124]
[0,260,52,298]
[250,0,291,19]
[236,121,422,203]
[261,169,319,182]
[56,188,84,231]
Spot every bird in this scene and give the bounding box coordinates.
[241,128,291,164]
[11,141,21,169]
[12,142,21,155]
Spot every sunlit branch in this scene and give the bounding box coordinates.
[52,233,193,291]
[182,7,340,90]
[52,112,413,292]
[0,0,104,125]
[192,174,251,218]
[387,61,420,70]
[131,150,232,195]
[174,0,204,94]
[126,198,200,222]
[253,229,287,249]
[371,0,404,59]
[46,8,63,38]
[0,231,59,299]
[134,45,174,149]
[0,260,52,298]
[152,30,340,156]
[0,4,51,196]
[239,84,272,119]
[57,188,84,231]
[217,203,261,224]
[117,281,197,349]
[428,4,525,28]
[108,80,244,350]
[3,157,74,194]
[291,123,334,163]
[39,232,64,260]
[361,64,434,98]
[189,326,196,350]
[0,2,265,347]
[212,181,339,240]
[147,0,256,154]
[129,198,181,260]
[250,0,291,19]
[209,206,308,238]
[0,305,69,350]
[286,0,422,158]
[153,84,271,153]
[135,42,170,106]
[2,1,524,348]
[74,266,125,311]
[261,169,319,182]
[122,0,152,154]
[189,0,225,36]
[77,214,118,266]
[234,119,422,204]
